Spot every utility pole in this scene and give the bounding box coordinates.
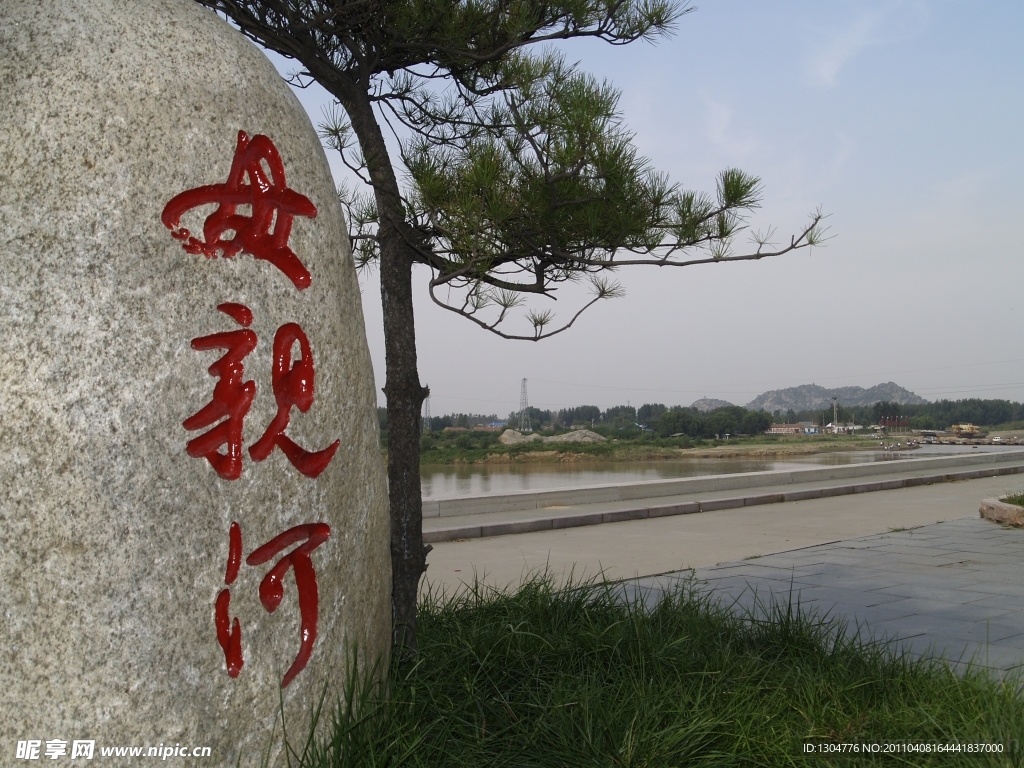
[519,378,531,433]
[832,397,838,432]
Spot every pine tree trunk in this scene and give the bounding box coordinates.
[379,230,429,651]
[342,87,429,651]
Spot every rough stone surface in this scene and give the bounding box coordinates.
[499,429,606,445]
[689,398,734,412]
[979,498,1024,527]
[0,1,390,763]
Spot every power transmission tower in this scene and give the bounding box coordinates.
[422,388,431,434]
[518,378,531,433]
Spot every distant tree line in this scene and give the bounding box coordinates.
[424,412,500,432]
[655,406,773,439]
[778,399,1024,430]
[877,399,1023,429]
[501,402,772,439]
[381,397,1024,445]
[378,408,500,437]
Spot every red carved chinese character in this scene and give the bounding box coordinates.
[161,131,317,291]
[183,304,257,481]
[215,521,244,677]
[214,522,331,688]
[248,523,330,688]
[186,306,339,480]
[248,323,340,478]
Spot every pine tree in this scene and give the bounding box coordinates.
[196,0,826,650]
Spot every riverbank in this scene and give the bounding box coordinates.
[412,434,884,466]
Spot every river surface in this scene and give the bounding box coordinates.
[421,444,1020,500]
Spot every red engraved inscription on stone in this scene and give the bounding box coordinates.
[215,590,244,677]
[217,302,253,328]
[161,131,317,291]
[215,521,244,678]
[248,323,340,478]
[246,523,331,688]
[183,304,257,481]
[225,520,243,585]
[186,306,338,480]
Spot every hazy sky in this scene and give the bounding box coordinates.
[262,0,1023,417]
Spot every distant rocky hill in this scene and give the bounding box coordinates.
[744,382,927,412]
[690,397,735,412]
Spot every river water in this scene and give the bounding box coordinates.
[421,444,1016,500]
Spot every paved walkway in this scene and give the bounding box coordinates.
[625,518,1024,675]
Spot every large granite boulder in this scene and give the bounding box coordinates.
[0,1,390,763]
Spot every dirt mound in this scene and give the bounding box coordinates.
[499,429,606,445]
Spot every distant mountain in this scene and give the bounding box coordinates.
[744,382,928,412]
[691,397,735,413]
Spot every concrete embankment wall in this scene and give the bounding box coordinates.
[422,450,1024,519]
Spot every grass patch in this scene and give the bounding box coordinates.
[989,422,1024,433]
[296,576,1022,767]
[1003,492,1024,508]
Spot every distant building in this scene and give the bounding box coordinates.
[951,423,981,436]
[767,424,800,435]
[767,422,820,435]
[825,422,863,435]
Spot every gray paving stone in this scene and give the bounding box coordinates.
[611,581,664,608]
[697,578,814,598]
[993,630,1024,648]
[928,542,1023,554]
[763,585,911,609]
[872,547,951,559]
[965,596,1024,614]
[673,518,1024,674]
[864,619,973,643]
[951,583,1024,598]
[926,588,1004,604]
[884,598,1022,624]
[872,615,1024,644]
[901,636,1001,662]
[865,586,1000,606]
[800,602,925,627]
[896,638,1024,675]
[719,566,818,582]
